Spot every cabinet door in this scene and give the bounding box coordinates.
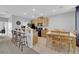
[32,20,37,25]
[44,18,48,26]
[32,17,48,26]
[33,31,38,46]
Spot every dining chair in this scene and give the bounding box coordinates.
[46,34,52,48]
[52,34,61,51]
[70,36,76,53]
[59,32,70,53]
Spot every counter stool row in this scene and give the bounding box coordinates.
[12,30,28,51]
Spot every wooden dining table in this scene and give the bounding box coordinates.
[46,31,76,53]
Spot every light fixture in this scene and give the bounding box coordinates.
[24,13,27,15]
[32,8,36,11]
[40,13,43,16]
[52,9,56,12]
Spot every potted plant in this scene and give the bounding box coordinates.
[27,22,32,28]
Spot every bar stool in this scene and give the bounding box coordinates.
[19,32,28,51]
[15,29,21,47]
[12,30,16,44]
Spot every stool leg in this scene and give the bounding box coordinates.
[26,40,28,47]
[19,42,20,48]
[15,39,17,46]
[21,43,23,51]
[18,38,21,48]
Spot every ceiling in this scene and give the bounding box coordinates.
[0,5,76,19]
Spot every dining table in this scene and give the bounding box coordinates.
[46,31,76,53]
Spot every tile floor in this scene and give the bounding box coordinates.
[0,36,79,54]
[0,36,38,54]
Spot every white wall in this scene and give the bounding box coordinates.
[48,11,75,32]
[12,15,30,30]
[7,16,12,38]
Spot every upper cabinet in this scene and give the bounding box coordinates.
[31,17,48,26]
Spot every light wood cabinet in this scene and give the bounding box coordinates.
[31,17,48,26]
[41,30,48,37]
[33,30,38,46]
[43,18,48,26]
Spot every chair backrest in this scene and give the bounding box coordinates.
[51,30,70,36]
[51,31,61,41]
[51,31,61,35]
[59,31,70,43]
[51,30,70,43]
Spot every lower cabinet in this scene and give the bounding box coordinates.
[41,30,47,37]
[33,31,38,46]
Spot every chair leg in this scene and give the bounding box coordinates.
[11,37,13,42]
[16,42,17,46]
[19,42,21,48]
[21,43,23,52]
[18,38,21,48]
[15,39,17,46]
[26,40,28,47]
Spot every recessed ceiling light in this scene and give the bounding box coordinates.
[32,8,36,11]
[40,13,43,16]
[24,13,27,15]
[52,9,56,12]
